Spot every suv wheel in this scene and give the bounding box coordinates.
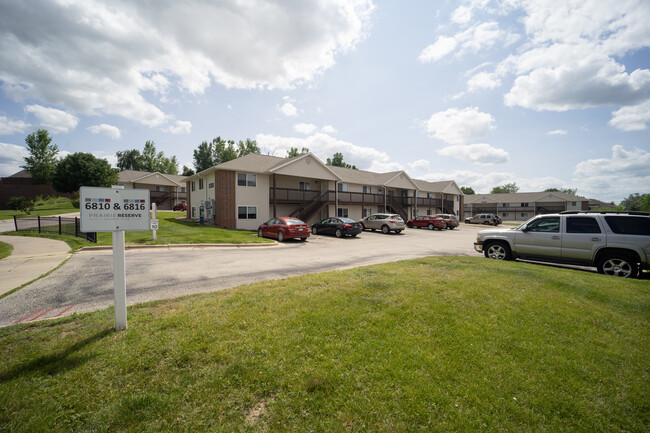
[597,254,638,278]
[381,225,390,234]
[484,242,512,261]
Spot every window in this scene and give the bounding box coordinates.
[363,186,372,194]
[337,208,349,218]
[191,181,195,192]
[237,173,257,187]
[209,183,214,189]
[521,202,529,207]
[237,206,257,220]
[502,203,509,208]
[566,217,601,234]
[521,213,527,218]
[199,179,204,190]
[337,183,348,192]
[503,213,509,217]
[571,201,577,206]
[427,193,433,198]
[526,217,560,233]
[299,181,310,191]
[604,216,650,235]
[363,208,372,218]
[191,207,196,218]
[181,187,186,193]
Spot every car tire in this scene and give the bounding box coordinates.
[395,229,402,234]
[350,233,358,237]
[597,254,638,278]
[311,227,318,235]
[258,229,264,238]
[449,226,455,230]
[427,223,434,230]
[407,222,413,228]
[335,228,343,238]
[483,221,491,225]
[484,241,512,261]
[300,237,307,241]
[465,220,470,224]
[277,231,285,242]
[360,223,365,231]
[381,225,390,234]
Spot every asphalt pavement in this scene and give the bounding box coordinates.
[0,224,486,326]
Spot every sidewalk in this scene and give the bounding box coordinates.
[0,235,71,296]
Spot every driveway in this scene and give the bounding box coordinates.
[0,225,486,326]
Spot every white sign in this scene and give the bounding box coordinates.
[150,219,159,230]
[80,187,151,232]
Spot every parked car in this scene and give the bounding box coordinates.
[465,213,500,225]
[360,213,406,234]
[436,214,460,229]
[173,202,187,211]
[258,217,310,242]
[311,217,363,238]
[473,211,650,278]
[406,215,446,230]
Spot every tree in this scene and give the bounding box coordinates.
[116,149,144,171]
[52,153,118,194]
[181,165,195,176]
[236,138,261,157]
[544,187,578,196]
[460,186,475,195]
[619,193,650,211]
[326,152,357,169]
[212,137,238,165]
[116,141,178,175]
[7,196,35,214]
[287,147,310,158]
[21,129,59,182]
[490,182,519,194]
[193,141,214,172]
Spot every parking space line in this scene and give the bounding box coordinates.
[13,308,44,324]
[29,307,56,321]
[54,306,75,317]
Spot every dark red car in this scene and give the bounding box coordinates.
[258,217,310,242]
[173,202,187,211]
[406,215,446,230]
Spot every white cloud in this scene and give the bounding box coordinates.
[0,0,374,125]
[547,129,568,136]
[437,143,509,164]
[280,102,298,117]
[163,120,192,135]
[467,71,501,93]
[256,132,403,173]
[451,6,472,25]
[87,124,121,139]
[0,141,28,176]
[321,125,338,134]
[294,123,317,134]
[90,150,118,168]
[609,100,650,131]
[418,36,458,63]
[24,105,78,133]
[573,145,650,199]
[426,107,495,145]
[408,159,430,172]
[0,116,30,135]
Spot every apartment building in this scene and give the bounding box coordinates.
[463,191,590,221]
[117,170,188,210]
[186,153,463,230]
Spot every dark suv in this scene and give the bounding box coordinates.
[474,211,650,278]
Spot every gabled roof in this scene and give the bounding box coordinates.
[269,153,341,180]
[414,179,464,195]
[464,191,588,204]
[118,170,188,186]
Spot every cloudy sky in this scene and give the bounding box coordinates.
[1,0,649,203]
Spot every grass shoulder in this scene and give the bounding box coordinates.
[0,240,13,259]
[0,256,647,432]
[0,196,78,220]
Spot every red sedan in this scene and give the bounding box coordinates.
[406,215,446,230]
[258,217,310,242]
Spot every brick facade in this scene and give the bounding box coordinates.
[215,171,236,229]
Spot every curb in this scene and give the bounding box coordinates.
[78,242,277,251]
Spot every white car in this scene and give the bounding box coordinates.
[474,211,650,278]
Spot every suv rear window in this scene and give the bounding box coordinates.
[566,217,601,234]
[604,216,650,235]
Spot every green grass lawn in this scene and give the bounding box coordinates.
[0,196,78,220]
[1,257,648,432]
[0,240,13,259]
[4,211,272,251]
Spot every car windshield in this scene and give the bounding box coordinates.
[340,218,356,223]
[284,218,305,225]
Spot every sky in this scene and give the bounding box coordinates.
[0,0,649,203]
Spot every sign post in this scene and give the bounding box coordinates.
[80,186,150,331]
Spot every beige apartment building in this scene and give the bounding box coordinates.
[463,191,590,221]
[117,170,188,210]
[186,153,464,230]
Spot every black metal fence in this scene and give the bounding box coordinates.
[13,216,97,243]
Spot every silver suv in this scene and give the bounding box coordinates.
[360,213,406,234]
[473,211,650,278]
[465,213,501,225]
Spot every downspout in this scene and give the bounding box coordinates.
[335,181,338,217]
[273,174,277,218]
[384,187,387,212]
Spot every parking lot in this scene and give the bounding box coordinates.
[0,225,487,326]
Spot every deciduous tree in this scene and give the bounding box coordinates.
[52,153,118,193]
[287,147,310,158]
[490,182,519,194]
[21,129,59,182]
[326,152,357,169]
[460,186,475,195]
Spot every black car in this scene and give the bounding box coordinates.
[311,217,363,238]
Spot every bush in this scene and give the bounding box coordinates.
[7,196,35,214]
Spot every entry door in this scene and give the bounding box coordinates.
[514,216,562,258]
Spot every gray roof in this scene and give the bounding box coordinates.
[118,170,188,185]
[464,191,588,204]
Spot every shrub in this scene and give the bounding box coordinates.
[7,196,35,214]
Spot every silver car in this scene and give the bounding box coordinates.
[361,213,406,234]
